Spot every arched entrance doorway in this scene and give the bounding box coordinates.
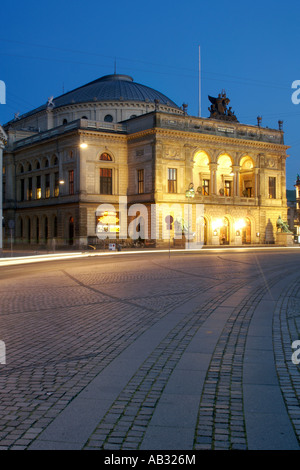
[26,218,31,243]
[242,217,251,244]
[69,217,74,245]
[220,217,230,245]
[35,217,39,244]
[197,216,208,245]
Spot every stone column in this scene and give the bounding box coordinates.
[209,162,218,195]
[232,165,240,197]
[254,168,259,198]
[184,145,194,191]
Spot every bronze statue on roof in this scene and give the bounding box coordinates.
[208,90,238,122]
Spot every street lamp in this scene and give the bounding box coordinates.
[185,183,195,249]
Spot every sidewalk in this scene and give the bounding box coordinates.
[0,250,299,450]
[0,244,299,267]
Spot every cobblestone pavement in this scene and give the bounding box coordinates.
[0,250,299,450]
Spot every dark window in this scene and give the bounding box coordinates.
[44,217,48,240]
[36,217,39,242]
[224,180,232,197]
[100,168,112,194]
[69,170,74,195]
[20,179,25,201]
[243,186,253,197]
[104,114,113,122]
[202,179,210,196]
[138,169,144,194]
[53,216,58,238]
[168,168,177,193]
[269,177,276,199]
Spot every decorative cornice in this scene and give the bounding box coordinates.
[150,128,289,152]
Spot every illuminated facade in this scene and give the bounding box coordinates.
[2,74,290,247]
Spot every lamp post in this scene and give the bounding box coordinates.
[0,126,7,255]
[185,183,195,249]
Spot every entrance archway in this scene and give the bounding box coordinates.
[197,216,208,245]
[69,217,74,245]
[242,217,251,244]
[220,217,230,245]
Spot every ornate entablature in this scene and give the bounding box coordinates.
[208,91,238,122]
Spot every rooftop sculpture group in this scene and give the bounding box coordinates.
[208,90,238,122]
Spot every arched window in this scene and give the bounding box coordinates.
[239,156,255,198]
[217,153,233,196]
[17,164,24,174]
[53,216,58,238]
[104,114,113,123]
[193,151,210,195]
[99,153,112,161]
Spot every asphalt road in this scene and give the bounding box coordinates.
[0,249,299,451]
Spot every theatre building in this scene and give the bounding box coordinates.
[2,74,290,247]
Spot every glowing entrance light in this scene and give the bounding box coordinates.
[80,142,88,149]
[212,218,223,230]
[234,219,246,231]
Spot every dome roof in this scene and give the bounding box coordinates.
[53,74,180,109]
[8,74,181,124]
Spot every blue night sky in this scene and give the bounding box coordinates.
[1,0,300,189]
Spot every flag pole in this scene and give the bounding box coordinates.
[198,45,201,117]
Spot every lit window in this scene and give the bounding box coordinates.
[54,172,59,197]
[27,177,32,200]
[100,168,112,194]
[224,180,232,197]
[269,177,276,199]
[99,153,112,161]
[202,179,210,196]
[69,170,74,195]
[168,168,177,193]
[138,169,144,194]
[45,174,50,198]
[36,176,41,199]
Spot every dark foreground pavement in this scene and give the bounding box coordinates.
[0,249,299,451]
